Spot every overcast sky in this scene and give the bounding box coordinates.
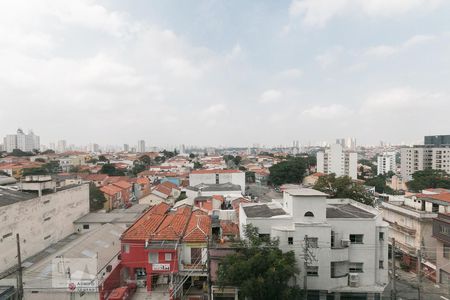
[1,0,449,147]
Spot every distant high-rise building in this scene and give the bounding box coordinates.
[3,129,40,152]
[89,143,100,153]
[137,140,145,153]
[317,144,357,179]
[336,137,356,150]
[424,135,450,147]
[57,140,67,153]
[377,152,396,175]
[49,143,56,151]
[336,138,345,148]
[123,144,129,152]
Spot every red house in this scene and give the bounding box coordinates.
[120,203,191,293]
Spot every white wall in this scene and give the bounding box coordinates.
[0,184,89,273]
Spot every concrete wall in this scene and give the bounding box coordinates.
[0,184,89,273]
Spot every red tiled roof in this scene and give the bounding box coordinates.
[417,193,450,203]
[136,177,150,185]
[231,197,251,210]
[154,184,172,197]
[312,172,326,177]
[182,210,211,242]
[100,184,123,196]
[121,203,170,240]
[112,180,132,190]
[153,206,192,241]
[190,169,242,174]
[220,220,239,236]
[161,181,178,189]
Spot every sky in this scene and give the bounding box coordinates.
[0,0,450,148]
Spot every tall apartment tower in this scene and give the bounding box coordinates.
[57,140,67,153]
[377,152,396,175]
[317,144,358,179]
[3,129,40,152]
[137,140,146,153]
[123,144,130,152]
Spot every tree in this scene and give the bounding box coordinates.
[132,164,146,176]
[35,158,46,163]
[245,171,255,183]
[100,164,125,176]
[98,155,109,162]
[10,149,33,157]
[193,161,203,169]
[189,153,196,159]
[269,158,307,186]
[139,155,152,166]
[89,182,106,211]
[365,175,394,194]
[406,169,450,192]
[314,174,374,206]
[22,160,60,176]
[41,149,55,155]
[217,224,301,300]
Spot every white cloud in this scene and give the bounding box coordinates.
[315,46,343,69]
[259,89,283,104]
[364,34,436,58]
[289,0,443,27]
[277,68,303,79]
[302,104,353,119]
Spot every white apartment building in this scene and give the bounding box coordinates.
[3,129,40,153]
[317,144,358,179]
[137,140,146,153]
[239,188,388,299]
[57,140,67,153]
[401,146,450,181]
[377,152,396,175]
[189,169,246,193]
[0,178,89,274]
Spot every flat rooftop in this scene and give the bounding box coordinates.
[285,188,328,197]
[0,187,36,207]
[242,203,287,218]
[74,211,142,224]
[326,204,375,219]
[187,183,241,192]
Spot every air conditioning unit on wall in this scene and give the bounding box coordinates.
[349,273,360,287]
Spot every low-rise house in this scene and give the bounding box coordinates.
[302,172,326,187]
[186,183,242,198]
[100,184,124,211]
[79,173,109,187]
[189,169,245,193]
[381,191,450,274]
[139,181,181,206]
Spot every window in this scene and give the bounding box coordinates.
[2,232,12,239]
[349,262,364,273]
[307,266,319,276]
[440,225,450,236]
[306,237,318,248]
[83,224,90,230]
[215,174,220,184]
[149,252,158,264]
[379,232,384,241]
[304,211,314,217]
[165,253,172,261]
[288,237,294,245]
[379,260,384,269]
[444,244,450,259]
[122,244,130,254]
[349,234,364,244]
[191,248,202,264]
[331,231,335,248]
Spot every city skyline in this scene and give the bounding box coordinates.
[1,0,450,146]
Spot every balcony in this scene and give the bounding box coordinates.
[385,220,416,235]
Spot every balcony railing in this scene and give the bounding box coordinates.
[385,220,416,235]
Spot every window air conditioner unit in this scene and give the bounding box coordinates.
[349,273,360,287]
[341,239,350,247]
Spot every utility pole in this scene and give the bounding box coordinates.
[417,247,422,300]
[303,235,309,300]
[16,234,23,300]
[207,236,211,300]
[391,238,396,300]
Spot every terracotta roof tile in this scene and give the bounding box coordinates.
[152,206,192,241]
[121,203,170,240]
[182,210,211,242]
